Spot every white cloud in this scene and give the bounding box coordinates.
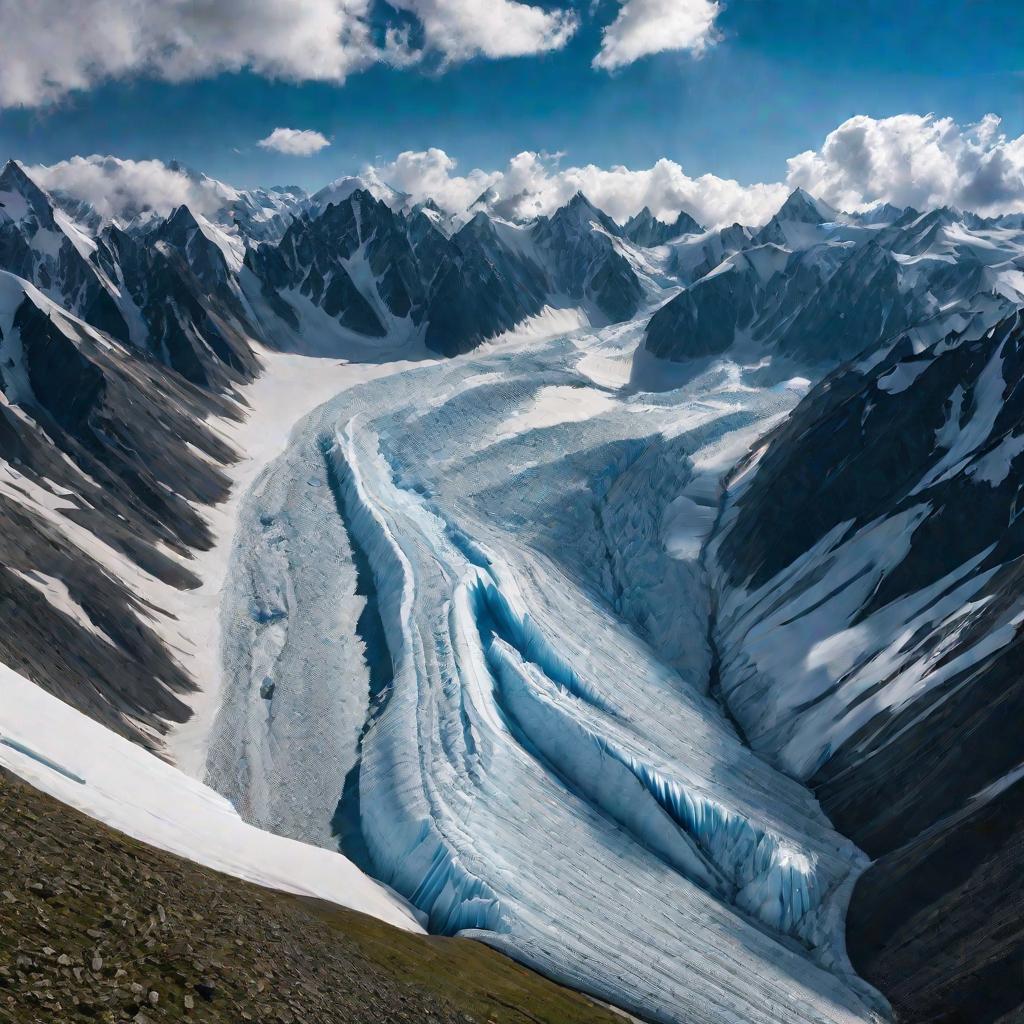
[365,116,1024,228]
[0,0,379,108]
[0,0,577,109]
[26,155,230,221]
[369,148,788,228]
[786,113,1024,216]
[593,0,721,71]
[258,128,332,156]
[390,0,578,61]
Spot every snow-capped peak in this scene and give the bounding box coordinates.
[550,191,621,236]
[0,160,57,229]
[308,175,408,215]
[853,201,911,226]
[773,187,840,225]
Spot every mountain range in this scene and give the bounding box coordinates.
[2,155,1024,1024]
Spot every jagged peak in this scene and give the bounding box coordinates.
[566,190,600,213]
[0,159,58,228]
[673,209,704,233]
[854,200,907,225]
[773,187,839,224]
[0,159,40,190]
[470,186,500,209]
[158,203,204,240]
[625,206,656,226]
[550,191,620,236]
[457,210,503,245]
[347,185,388,211]
[914,206,961,228]
[719,222,754,247]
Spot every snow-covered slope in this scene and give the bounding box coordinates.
[0,659,423,932]
[0,269,241,748]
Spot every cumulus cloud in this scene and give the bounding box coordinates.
[366,116,1024,227]
[0,0,577,109]
[390,0,578,61]
[26,155,229,221]
[593,0,721,71]
[258,128,332,156]
[368,148,788,228]
[0,0,379,108]
[786,113,1024,216]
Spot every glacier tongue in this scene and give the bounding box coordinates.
[206,325,888,1024]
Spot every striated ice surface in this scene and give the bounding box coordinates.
[206,323,889,1023]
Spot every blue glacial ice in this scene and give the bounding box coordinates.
[205,325,890,1024]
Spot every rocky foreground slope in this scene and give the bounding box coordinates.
[0,769,621,1024]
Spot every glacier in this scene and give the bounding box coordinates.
[205,321,890,1024]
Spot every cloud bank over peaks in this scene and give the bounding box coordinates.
[371,112,1024,228]
[19,113,1024,231]
[366,148,788,228]
[786,113,1024,217]
[25,155,242,222]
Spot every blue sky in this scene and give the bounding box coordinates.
[1,0,1021,192]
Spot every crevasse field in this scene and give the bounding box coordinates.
[204,318,889,1024]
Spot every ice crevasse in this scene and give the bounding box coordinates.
[325,410,882,1023]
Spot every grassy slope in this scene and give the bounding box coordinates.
[0,770,623,1024]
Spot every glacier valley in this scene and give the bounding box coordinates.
[205,319,888,1024]
[2,156,1024,1022]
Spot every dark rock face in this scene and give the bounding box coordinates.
[423,214,550,356]
[646,250,779,359]
[249,189,593,357]
[532,193,643,324]
[713,309,1024,1022]
[622,207,703,247]
[248,190,430,340]
[643,193,1023,366]
[0,162,263,393]
[111,214,263,390]
[0,276,239,747]
[777,241,922,363]
[846,777,1024,1024]
[646,243,839,361]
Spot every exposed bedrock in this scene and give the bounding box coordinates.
[709,310,1024,1023]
